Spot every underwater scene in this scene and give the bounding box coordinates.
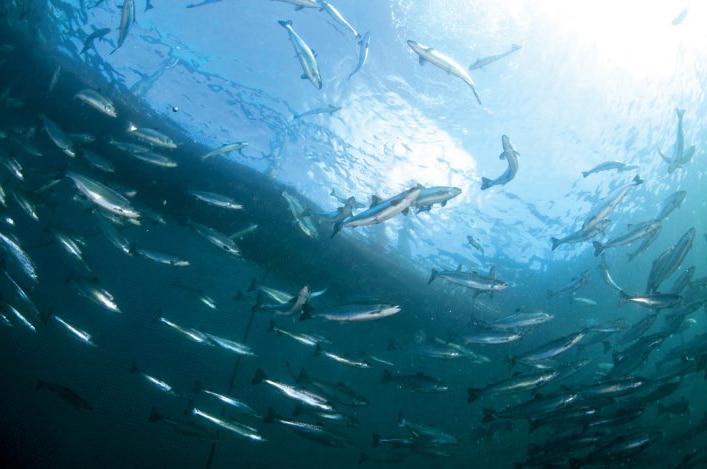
[1,1,706,468]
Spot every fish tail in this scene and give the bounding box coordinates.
[427,269,439,285]
[546,289,555,299]
[148,407,163,423]
[372,434,381,447]
[251,368,267,385]
[481,408,495,424]
[592,241,604,257]
[550,237,561,251]
[193,380,203,394]
[470,85,482,106]
[676,108,685,119]
[581,171,589,178]
[331,222,343,238]
[467,387,481,403]
[263,406,281,423]
[480,177,493,190]
[35,379,45,392]
[381,369,392,384]
[618,290,630,305]
[278,19,292,28]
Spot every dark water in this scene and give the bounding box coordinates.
[2,4,707,469]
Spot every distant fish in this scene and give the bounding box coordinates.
[303,303,401,322]
[467,369,558,402]
[655,190,686,221]
[429,265,508,296]
[189,190,243,210]
[293,104,340,120]
[191,407,265,442]
[407,40,481,105]
[282,191,318,238]
[127,123,178,149]
[201,141,248,161]
[645,227,695,293]
[619,291,681,310]
[469,44,522,71]
[381,369,448,393]
[80,27,111,54]
[51,315,96,346]
[547,270,590,299]
[279,20,322,90]
[481,135,520,190]
[348,32,370,79]
[130,362,178,396]
[47,65,61,95]
[110,0,135,55]
[466,235,484,254]
[0,231,38,283]
[36,380,92,411]
[672,8,689,26]
[582,161,639,178]
[658,109,694,173]
[252,368,333,411]
[40,114,75,157]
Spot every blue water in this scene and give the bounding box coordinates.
[1,1,706,468]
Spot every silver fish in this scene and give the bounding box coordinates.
[469,44,522,71]
[40,114,75,157]
[407,40,481,105]
[66,171,140,219]
[279,20,322,90]
[348,32,370,79]
[414,186,462,212]
[201,142,248,161]
[581,175,642,232]
[74,89,117,117]
[332,186,421,237]
[130,363,177,395]
[110,0,135,55]
[127,123,177,149]
[307,303,401,322]
[0,231,38,282]
[659,108,695,173]
[189,190,243,210]
[191,408,265,442]
[592,220,661,256]
[252,368,332,411]
[582,161,639,178]
[320,2,359,39]
[481,135,520,190]
[52,315,96,346]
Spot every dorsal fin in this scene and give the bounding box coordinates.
[370,195,381,207]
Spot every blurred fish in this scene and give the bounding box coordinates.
[279,20,322,89]
[130,363,177,396]
[469,44,522,71]
[429,265,508,296]
[267,320,327,347]
[581,175,642,232]
[186,0,223,7]
[110,0,135,55]
[204,333,255,356]
[482,391,579,423]
[81,149,115,172]
[293,404,359,427]
[569,431,662,468]
[467,369,559,402]
[188,220,240,256]
[0,153,23,180]
[40,114,75,157]
[582,161,639,178]
[592,220,661,256]
[381,370,448,393]
[332,186,421,237]
[36,380,92,411]
[293,104,340,120]
[490,310,553,330]
[128,149,177,168]
[645,227,695,293]
[510,330,587,365]
[314,344,371,368]
[0,231,38,282]
[672,8,689,25]
[481,135,520,190]
[148,408,218,441]
[47,65,61,95]
[200,141,247,161]
[189,190,243,210]
[463,329,521,345]
[670,266,695,295]
[618,312,658,345]
[348,32,370,79]
[10,189,39,221]
[571,296,597,307]
[282,191,318,238]
[655,190,686,221]
[407,40,481,104]
[67,274,121,313]
[264,408,352,447]
[626,226,660,262]
[551,218,611,251]
[619,291,681,310]
[74,88,117,117]
[397,413,458,446]
[547,270,590,299]
[272,0,323,9]
[658,396,689,416]
[80,27,111,54]
[132,245,190,267]
[304,303,401,322]
[193,381,259,417]
[3,303,36,332]
[466,234,484,254]
[320,2,360,38]
[295,369,368,407]
[155,312,209,344]
[191,407,265,442]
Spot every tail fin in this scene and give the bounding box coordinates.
[266,320,275,333]
[130,362,139,374]
[482,408,495,424]
[264,406,281,423]
[296,369,309,384]
[148,407,162,423]
[331,222,343,238]
[467,387,481,403]
[278,20,293,28]
[633,175,643,185]
[381,369,392,384]
[372,434,381,447]
[35,379,45,392]
[480,177,494,190]
[550,237,561,251]
[193,380,203,394]
[582,171,589,178]
[618,290,630,305]
[428,269,439,285]
[251,368,267,385]
[592,241,604,257]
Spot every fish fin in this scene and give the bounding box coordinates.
[381,369,392,383]
[480,177,494,190]
[592,241,604,257]
[369,195,381,207]
[550,237,561,251]
[251,368,267,385]
[148,407,162,423]
[481,408,495,424]
[418,56,426,65]
[263,407,281,423]
[278,20,293,27]
[427,269,438,285]
[402,207,410,216]
[499,151,506,160]
[467,387,481,403]
[632,175,643,185]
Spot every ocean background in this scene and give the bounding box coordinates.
[0,1,706,468]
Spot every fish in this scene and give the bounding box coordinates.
[155,312,210,344]
[320,2,360,39]
[132,245,190,267]
[0,231,38,282]
[482,391,580,423]
[279,20,322,90]
[314,344,371,369]
[185,0,223,8]
[469,44,522,71]
[571,296,598,307]
[81,149,115,172]
[295,369,368,407]
[74,88,117,117]
[47,65,61,94]
[293,104,340,120]
[264,408,352,447]
[127,123,178,149]
[51,315,96,346]
[188,220,241,256]
[481,135,520,190]
[581,175,642,232]
[304,303,401,322]
[3,303,37,332]
[669,266,695,294]
[189,190,243,210]
[551,218,611,251]
[68,275,121,313]
[193,381,259,417]
[9,189,39,221]
[36,380,92,411]
[204,333,255,356]
[191,408,265,442]
[490,310,554,330]
[281,191,318,239]
[655,190,686,221]
[254,285,311,316]
[332,186,421,237]
[348,32,370,79]
[148,408,218,441]
[428,265,508,295]
[509,330,587,365]
[66,171,140,219]
[466,235,484,254]
[267,320,326,348]
[407,40,481,105]
[618,313,658,345]
[252,368,332,411]
[581,161,639,177]
[569,431,662,468]
[463,329,522,345]
[592,220,662,256]
[127,149,178,168]
[381,370,448,393]
[144,0,154,11]
[618,291,681,310]
[547,270,590,299]
[413,186,462,212]
[658,108,695,173]
[272,0,323,9]
[292,404,359,428]
[0,153,23,180]
[40,114,75,157]
[110,0,135,55]
[130,363,177,396]
[200,142,248,160]
[80,27,111,54]
[672,8,689,26]
[397,413,458,446]
[626,226,661,262]
[658,396,689,416]
[645,227,695,293]
[608,333,667,377]
[467,369,559,402]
